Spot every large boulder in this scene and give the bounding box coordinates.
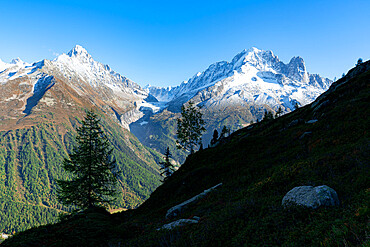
[282,185,339,209]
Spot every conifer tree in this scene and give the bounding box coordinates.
[220,125,230,138]
[356,58,363,66]
[210,129,219,146]
[275,106,283,118]
[57,110,117,210]
[263,110,274,121]
[159,147,174,182]
[176,101,206,154]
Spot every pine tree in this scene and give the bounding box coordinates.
[275,106,283,118]
[263,110,274,121]
[356,58,363,66]
[220,125,230,138]
[159,147,174,182]
[210,129,219,146]
[294,102,300,110]
[57,110,117,210]
[176,101,206,154]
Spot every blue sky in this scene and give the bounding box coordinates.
[0,0,369,87]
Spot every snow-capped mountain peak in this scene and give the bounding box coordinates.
[10,57,24,65]
[147,47,332,113]
[67,45,89,58]
[0,45,150,130]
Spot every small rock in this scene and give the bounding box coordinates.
[282,185,339,209]
[158,219,199,231]
[306,119,318,124]
[287,119,304,128]
[299,131,312,140]
[312,100,330,112]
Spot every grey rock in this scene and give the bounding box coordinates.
[166,183,222,219]
[282,185,339,209]
[192,216,200,221]
[287,119,304,128]
[306,119,318,124]
[299,131,312,140]
[158,219,199,231]
[312,99,330,112]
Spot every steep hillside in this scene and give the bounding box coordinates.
[4,61,369,246]
[0,47,162,234]
[0,111,162,234]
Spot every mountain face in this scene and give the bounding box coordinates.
[0,46,161,233]
[131,48,332,161]
[147,47,331,112]
[0,45,150,128]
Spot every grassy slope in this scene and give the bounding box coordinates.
[3,64,369,246]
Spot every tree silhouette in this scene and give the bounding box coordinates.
[275,106,283,118]
[159,147,174,182]
[57,110,117,210]
[210,129,219,146]
[176,101,206,154]
[356,58,363,66]
[220,125,230,138]
[263,110,274,121]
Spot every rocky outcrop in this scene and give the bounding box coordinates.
[166,183,222,219]
[306,119,318,124]
[119,108,144,130]
[158,217,199,231]
[282,185,339,209]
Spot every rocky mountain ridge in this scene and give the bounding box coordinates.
[147,47,332,112]
[0,45,148,125]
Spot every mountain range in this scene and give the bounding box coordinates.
[0,45,332,233]
[130,47,332,161]
[1,45,332,162]
[147,47,331,111]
